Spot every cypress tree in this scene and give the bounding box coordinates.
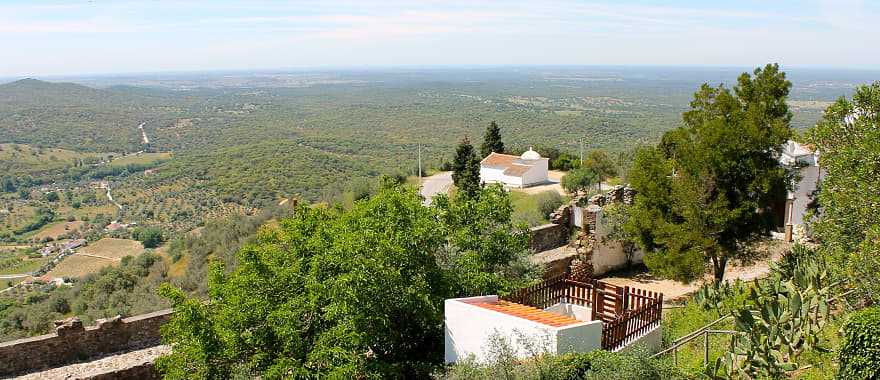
[480,121,504,158]
[452,137,481,198]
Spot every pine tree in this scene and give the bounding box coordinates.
[480,121,504,158]
[452,137,481,198]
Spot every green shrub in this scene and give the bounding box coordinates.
[837,307,880,380]
[535,191,564,217]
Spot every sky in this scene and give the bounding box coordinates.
[1,0,879,77]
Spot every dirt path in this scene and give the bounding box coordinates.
[420,171,453,204]
[600,240,791,303]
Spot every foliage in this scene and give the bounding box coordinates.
[561,167,597,195]
[550,151,581,171]
[706,245,834,379]
[624,64,793,282]
[132,227,163,248]
[806,82,880,303]
[452,137,482,198]
[583,150,617,184]
[0,251,169,341]
[480,120,505,158]
[445,336,686,380]
[837,307,880,380]
[157,184,533,378]
[535,191,564,217]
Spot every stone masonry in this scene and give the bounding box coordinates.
[0,309,172,377]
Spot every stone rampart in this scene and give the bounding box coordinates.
[529,223,569,252]
[0,309,172,376]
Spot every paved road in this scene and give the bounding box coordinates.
[419,171,453,204]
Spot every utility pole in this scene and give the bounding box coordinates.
[579,140,584,167]
[418,144,422,184]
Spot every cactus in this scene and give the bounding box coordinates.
[706,246,833,379]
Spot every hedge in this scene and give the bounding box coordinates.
[838,307,880,379]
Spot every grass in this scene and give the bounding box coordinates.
[31,221,84,240]
[78,238,144,260]
[108,152,171,167]
[509,190,565,227]
[0,250,49,275]
[660,294,844,378]
[47,238,143,278]
[0,143,109,175]
[47,254,115,278]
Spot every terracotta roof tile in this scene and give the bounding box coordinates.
[502,164,532,176]
[480,152,520,168]
[466,300,581,327]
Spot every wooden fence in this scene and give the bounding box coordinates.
[502,273,663,351]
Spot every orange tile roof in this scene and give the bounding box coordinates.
[503,164,532,176]
[466,299,581,327]
[481,152,520,167]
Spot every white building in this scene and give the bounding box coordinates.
[445,279,663,364]
[778,140,822,242]
[480,148,549,188]
[779,140,819,167]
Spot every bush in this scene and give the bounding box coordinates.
[838,307,880,380]
[535,191,564,217]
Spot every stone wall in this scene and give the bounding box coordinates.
[529,223,569,252]
[0,309,172,376]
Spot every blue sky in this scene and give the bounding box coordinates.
[1,0,878,76]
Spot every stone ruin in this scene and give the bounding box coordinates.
[547,185,636,281]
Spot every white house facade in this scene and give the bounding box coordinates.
[480,148,549,188]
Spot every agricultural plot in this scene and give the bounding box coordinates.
[32,221,84,241]
[47,238,144,278]
[108,152,171,167]
[46,255,113,278]
[78,238,144,260]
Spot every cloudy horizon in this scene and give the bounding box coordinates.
[2,0,879,77]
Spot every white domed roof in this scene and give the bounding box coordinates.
[520,147,541,160]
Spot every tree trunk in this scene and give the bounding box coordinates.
[711,256,728,282]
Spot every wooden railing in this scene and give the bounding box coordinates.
[501,273,664,351]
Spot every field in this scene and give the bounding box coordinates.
[0,143,108,176]
[31,221,84,240]
[0,250,48,275]
[47,238,143,278]
[47,255,115,278]
[78,238,144,260]
[108,152,172,167]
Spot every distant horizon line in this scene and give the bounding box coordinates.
[3,63,879,82]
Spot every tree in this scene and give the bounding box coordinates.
[480,121,504,158]
[157,183,533,378]
[561,167,598,195]
[624,64,793,282]
[1,176,14,193]
[452,137,481,198]
[584,149,617,189]
[44,191,59,202]
[132,227,163,248]
[806,82,880,303]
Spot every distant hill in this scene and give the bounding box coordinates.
[0,79,184,152]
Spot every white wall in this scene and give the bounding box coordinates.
[501,173,524,187]
[590,209,645,276]
[545,303,592,322]
[613,325,662,354]
[445,297,602,363]
[480,167,505,184]
[521,159,549,187]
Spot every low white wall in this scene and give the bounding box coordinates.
[591,209,645,276]
[445,297,602,363]
[557,320,603,355]
[545,302,592,322]
[614,325,662,354]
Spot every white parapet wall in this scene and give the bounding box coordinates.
[444,296,603,363]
